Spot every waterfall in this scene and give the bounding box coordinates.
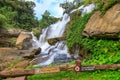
[39,13,70,53]
[31,13,71,66]
[31,4,95,66]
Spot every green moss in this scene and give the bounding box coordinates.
[0,14,7,27]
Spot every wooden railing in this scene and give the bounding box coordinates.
[1,60,120,80]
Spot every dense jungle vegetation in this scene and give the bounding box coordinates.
[0,0,38,30]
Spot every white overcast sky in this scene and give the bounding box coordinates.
[25,0,74,19]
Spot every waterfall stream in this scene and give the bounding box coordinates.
[31,4,95,66]
[31,14,71,66]
[39,14,70,52]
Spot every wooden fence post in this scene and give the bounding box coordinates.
[74,60,81,72]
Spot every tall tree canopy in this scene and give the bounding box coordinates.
[39,10,59,28]
[0,0,38,30]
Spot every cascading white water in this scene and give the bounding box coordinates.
[31,4,95,66]
[37,41,71,66]
[32,13,71,66]
[39,14,70,53]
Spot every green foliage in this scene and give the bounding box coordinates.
[0,14,7,27]
[81,39,120,65]
[66,13,92,48]
[0,0,39,30]
[39,10,59,28]
[28,70,120,80]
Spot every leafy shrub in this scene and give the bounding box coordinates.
[0,14,7,27]
[39,10,59,28]
[66,13,93,48]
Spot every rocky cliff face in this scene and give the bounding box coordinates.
[0,28,21,47]
[83,4,120,39]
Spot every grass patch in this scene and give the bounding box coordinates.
[28,70,120,80]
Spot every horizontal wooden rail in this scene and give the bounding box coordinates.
[1,61,120,77]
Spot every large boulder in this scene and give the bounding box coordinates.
[16,32,33,50]
[83,4,120,38]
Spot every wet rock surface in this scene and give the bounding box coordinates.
[47,37,65,45]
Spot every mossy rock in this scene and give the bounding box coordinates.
[47,37,65,45]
